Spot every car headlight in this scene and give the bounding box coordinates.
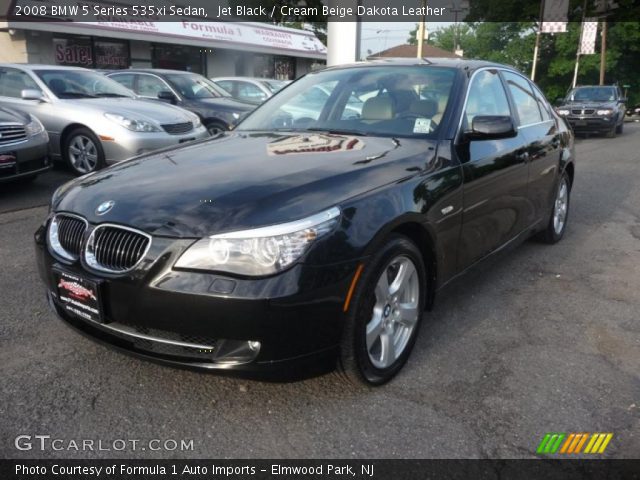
[25,115,44,136]
[232,112,240,120]
[596,109,613,116]
[191,115,202,128]
[175,207,341,276]
[104,113,161,132]
[556,109,570,116]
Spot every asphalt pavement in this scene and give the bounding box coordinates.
[1,126,639,459]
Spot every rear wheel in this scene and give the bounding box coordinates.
[537,172,571,244]
[338,235,426,386]
[63,127,105,176]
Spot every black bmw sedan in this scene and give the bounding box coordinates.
[35,59,575,385]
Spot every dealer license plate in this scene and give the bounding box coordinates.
[54,269,103,323]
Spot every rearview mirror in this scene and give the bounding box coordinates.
[466,115,517,140]
[21,89,45,101]
[157,90,177,103]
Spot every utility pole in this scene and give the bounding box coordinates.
[417,0,426,57]
[599,20,607,85]
[572,0,589,89]
[531,0,545,81]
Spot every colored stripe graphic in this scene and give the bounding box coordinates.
[538,433,613,454]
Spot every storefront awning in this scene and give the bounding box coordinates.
[9,20,327,60]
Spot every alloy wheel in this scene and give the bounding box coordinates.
[553,179,569,235]
[366,255,420,369]
[68,135,99,174]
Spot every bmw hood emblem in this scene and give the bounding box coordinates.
[96,200,115,216]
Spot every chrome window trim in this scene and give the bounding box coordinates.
[47,212,89,262]
[84,223,152,274]
[455,66,555,138]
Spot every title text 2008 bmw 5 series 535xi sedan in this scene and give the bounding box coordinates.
[35,59,575,386]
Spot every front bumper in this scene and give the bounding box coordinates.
[35,221,360,379]
[101,125,210,164]
[0,131,51,182]
[564,115,617,133]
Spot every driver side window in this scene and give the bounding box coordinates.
[464,70,511,131]
[0,68,41,98]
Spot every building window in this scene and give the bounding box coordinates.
[152,44,204,74]
[254,55,295,80]
[53,36,93,68]
[94,40,129,70]
[53,36,129,69]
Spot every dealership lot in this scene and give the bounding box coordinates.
[1,126,639,458]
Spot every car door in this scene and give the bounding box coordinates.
[455,69,531,270]
[503,71,561,226]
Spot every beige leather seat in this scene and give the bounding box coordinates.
[361,97,395,122]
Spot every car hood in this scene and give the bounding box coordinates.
[196,97,254,111]
[60,98,194,124]
[53,132,435,237]
[0,106,28,123]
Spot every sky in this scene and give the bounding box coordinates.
[359,22,452,56]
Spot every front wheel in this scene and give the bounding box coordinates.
[537,172,571,244]
[338,235,426,386]
[63,128,105,176]
[205,121,228,136]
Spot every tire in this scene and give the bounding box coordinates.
[337,235,426,386]
[205,121,228,136]
[605,126,616,138]
[616,121,624,134]
[536,171,571,244]
[63,127,105,176]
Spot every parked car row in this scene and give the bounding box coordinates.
[0,65,282,181]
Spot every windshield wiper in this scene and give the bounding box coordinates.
[59,92,97,98]
[304,127,369,137]
[95,93,130,98]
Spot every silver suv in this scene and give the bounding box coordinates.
[0,65,209,175]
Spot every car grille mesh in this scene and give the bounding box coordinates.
[161,121,193,135]
[56,215,87,258]
[571,109,595,115]
[0,124,27,145]
[91,226,150,272]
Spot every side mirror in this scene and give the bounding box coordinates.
[21,89,45,101]
[466,115,517,140]
[157,90,177,104]
[619,98,627,104]
[555,97,565,106]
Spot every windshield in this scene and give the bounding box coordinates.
[164,73,231,99]
[35,70,135,99]
[567,86,616,102]
[237,66,456,137]
[261,80,287,93]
